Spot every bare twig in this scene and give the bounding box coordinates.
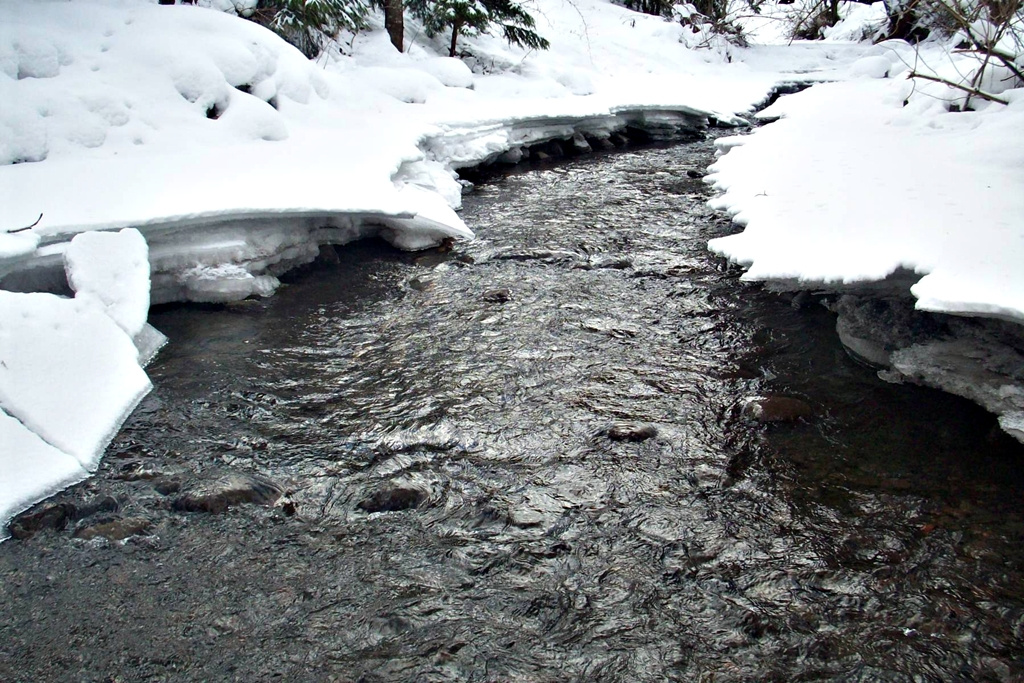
[786,0,829,43]
[967,38,1024,83]
[943,0,1024,84]
[906,70,1010,103]
[8,213,43,234]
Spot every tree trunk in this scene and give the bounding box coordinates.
[384,0,404,52]
[449,20,461,57]
[828,0,840,25]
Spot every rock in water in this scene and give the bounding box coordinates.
[606,423,659,442]
[8,502,76,540]
[9,495,120,540]
[357,486,426,513]
[482,288,512,303]
[740,396,813,423]
[570,133,592,154]
[74,517,152,542]
[172,473,283,514]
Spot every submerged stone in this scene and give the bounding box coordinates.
[357,486,426,513]
[740,396,813,423]
[606,423,659,442]
[9,502,76,540]
[9,495,119,540]
[587,256,632,270]
[482,288,512,303]
[74,517,152,542]
[172,473,283,514]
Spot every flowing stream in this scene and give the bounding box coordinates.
[2,137,1023,682]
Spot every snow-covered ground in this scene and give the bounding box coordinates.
[707,39,1024,325]
[1,0,1021,531]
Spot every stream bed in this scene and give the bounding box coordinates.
[2,138,1023,682]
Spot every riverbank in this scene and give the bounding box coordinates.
[706,62,1024,442]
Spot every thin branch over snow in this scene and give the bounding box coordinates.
[906,70,1010,102]
[7,214,43,234]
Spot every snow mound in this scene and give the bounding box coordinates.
[0,0,329,166]
[414,57,474,89]
[847,55,891,79]
[65,228,150,337]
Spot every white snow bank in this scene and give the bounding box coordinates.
[707,50,1024,323]
[0,0,472,272]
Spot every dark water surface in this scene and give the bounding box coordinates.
[2,139,1023,682]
